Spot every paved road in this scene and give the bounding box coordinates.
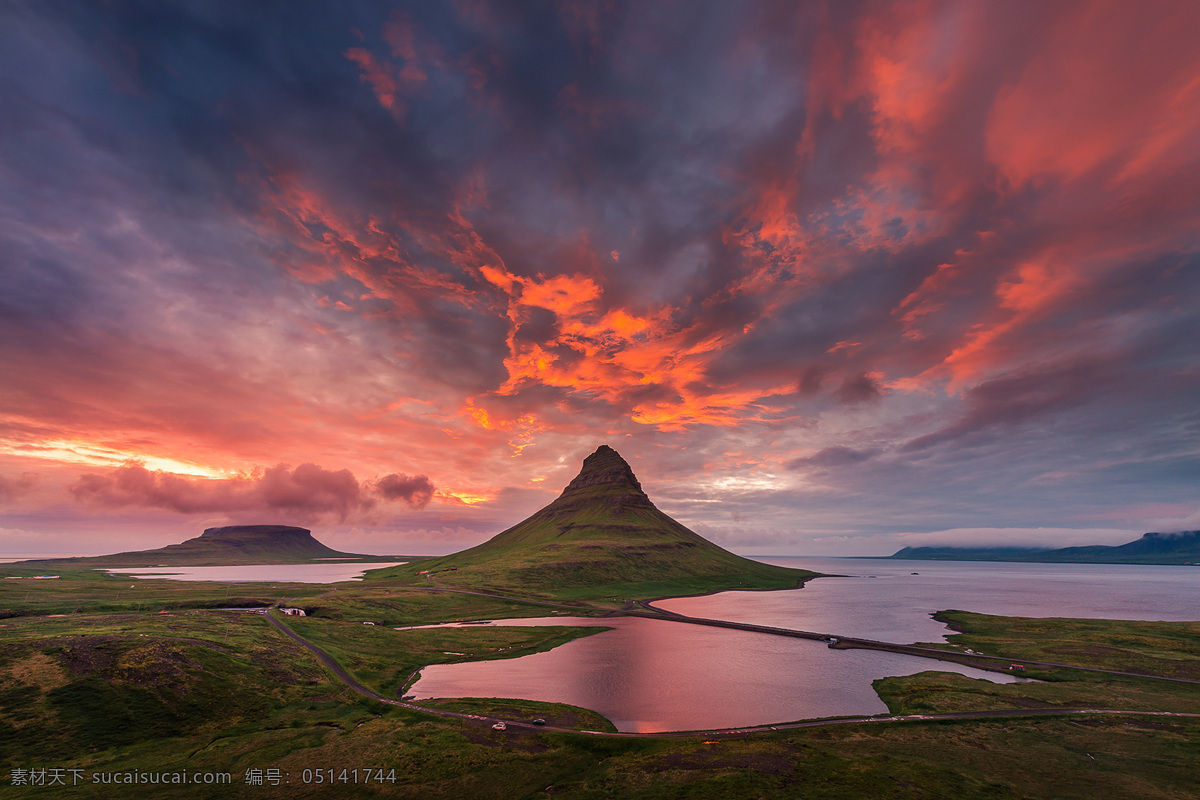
[623,609,1200,685]
[368,584,1200,686]
[263,611,1200,739]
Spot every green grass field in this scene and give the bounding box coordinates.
[3,565,1199,799]
[284,614,609,698]
[928,609,1200,678]
[371,561,814,604]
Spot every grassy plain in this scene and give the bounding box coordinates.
[0,566,295,617]
[929,609,1200,678]
[3,567,1199,799]
[286,616,609,698]
[420,697,618,732]
[369,560,812,604]
[871,610,1200,718]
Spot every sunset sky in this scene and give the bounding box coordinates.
[2,1,1198,558]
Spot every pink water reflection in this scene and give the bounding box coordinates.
[407,617,1020,733]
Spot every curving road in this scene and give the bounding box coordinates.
[263,610,1200,739]
[327,583,1200,686]
[623,609,1200,685]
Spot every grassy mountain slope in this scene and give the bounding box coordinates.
[378,445,815,598]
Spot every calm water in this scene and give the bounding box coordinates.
[103,562,405,583]
[408,558,1196,732]
[657,557,1200,643]
[407,616,1024,733]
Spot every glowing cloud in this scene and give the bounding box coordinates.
[1,1,1197,555]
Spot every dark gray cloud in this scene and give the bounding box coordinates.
[372,472,435,509]
[788,447,879,470]
[836,374,883,405]
[68,462,435,521]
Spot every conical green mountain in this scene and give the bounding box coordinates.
[392,445,815,598]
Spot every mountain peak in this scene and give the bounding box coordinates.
[401,443,810,594]
[549,445,651,511]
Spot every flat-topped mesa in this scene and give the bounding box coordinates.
[200,525,314,540]
[17,523,380,567]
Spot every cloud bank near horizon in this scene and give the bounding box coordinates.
[68,462,434,521]
[1,1,1198,555]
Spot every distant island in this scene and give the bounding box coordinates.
[889,530,1200,565]
[18,524,408,567]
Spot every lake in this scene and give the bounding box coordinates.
[407,558,1197,732]
[407,615,1025,733]
[103,562,405,583]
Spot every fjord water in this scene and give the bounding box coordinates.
[657,557,1200,643]
[407,616,1024,733]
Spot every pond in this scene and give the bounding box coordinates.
[406,615,1025,733]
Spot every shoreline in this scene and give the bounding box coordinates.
[270,609,1200,737]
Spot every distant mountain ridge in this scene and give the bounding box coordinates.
[20,525,401,567]
[382,444,813,595]
[890,530,1200,565]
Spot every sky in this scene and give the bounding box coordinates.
[1,0,1198,558]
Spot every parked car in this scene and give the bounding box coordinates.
[491,721,506,731]
[531,719,546,726]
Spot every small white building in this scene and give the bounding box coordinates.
[280,608,307,617]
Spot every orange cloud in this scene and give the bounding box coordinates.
[516,272,601,315]
[250,168,492,322]
[854,1,977,156]
[345,47,404,116]
[345,13,443,121]
[985,1,1200,189]
[915,258,1084,392]
[472,267,793,433]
